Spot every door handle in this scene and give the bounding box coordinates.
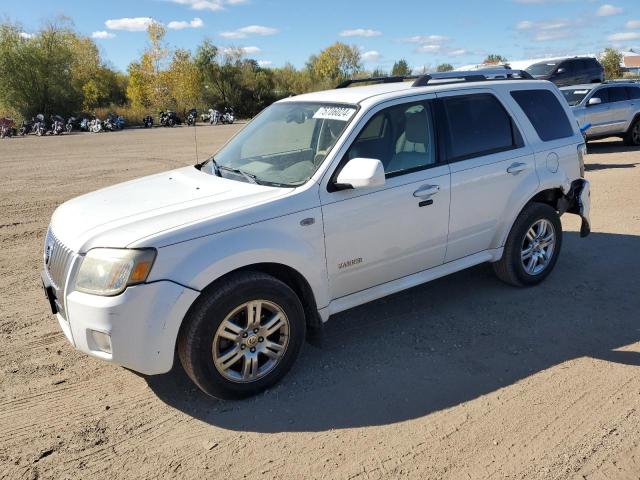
[413,184,440,198]
[506,162,528,175]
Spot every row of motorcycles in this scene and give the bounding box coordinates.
[15,113,126,137]
[143,108,235,129]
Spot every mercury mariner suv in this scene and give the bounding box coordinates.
[42,71,591,399]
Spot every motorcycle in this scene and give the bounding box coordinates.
[105,113,125,131]
[159,110,181,127]
[0,117,16,139]
[19,118,34,136]
[79,117,90,132]
[143,115,154,128]
[33,114,47,136]
[66,116,82,134]
[207,108,221,125]
[186,108,197,127]
[103,115,115,132]
[221,107,235,125]
[89,118,103,133]
[50,115,65,135]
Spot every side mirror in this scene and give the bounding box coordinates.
[335,158,385,190]
[588,97,602,106]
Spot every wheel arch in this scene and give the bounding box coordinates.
[178,262,323,348]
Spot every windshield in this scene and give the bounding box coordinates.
[526,62,558,76]
[201,102,356,187]
[561,88,592,106]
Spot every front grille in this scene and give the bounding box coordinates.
[44,229,74,292]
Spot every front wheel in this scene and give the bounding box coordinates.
[492,203,562,287]
[178,272,306,399]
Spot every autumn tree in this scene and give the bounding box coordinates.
[309,42,361,85]
[483,54,507,65]
[600,48,623,80]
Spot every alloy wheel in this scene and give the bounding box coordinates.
[521,219,556,275]
[212,300,290,383]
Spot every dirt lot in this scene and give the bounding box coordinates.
[1,125,639,480]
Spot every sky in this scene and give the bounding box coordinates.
[4,0,640,72]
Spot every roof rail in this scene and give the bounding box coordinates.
[336,75,419,89]
[412,69,534,87]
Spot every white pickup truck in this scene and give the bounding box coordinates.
[42,71,590,399]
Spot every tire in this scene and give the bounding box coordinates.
[178,271,306,399]
[623,117,640,146]
[492,202,562,287]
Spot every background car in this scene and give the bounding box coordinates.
[526,57,604,87]
[561,81,640,145]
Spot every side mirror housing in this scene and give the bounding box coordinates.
[588,97,602,106]
[335,158,385,190]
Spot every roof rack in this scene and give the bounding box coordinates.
[336,75,419,89]
[412,69,533,87]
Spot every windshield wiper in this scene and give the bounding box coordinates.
[217,165,259,184]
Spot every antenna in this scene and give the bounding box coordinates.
[193,111,199,164]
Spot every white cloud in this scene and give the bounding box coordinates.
[449,49,467,56]
[257,60,273,67]
[403,35,448,44]
[224,46,261,55]
[105,17,154,32]
[361,50,381,62]
[415,44,443,53]
[626,20,640,29]
[167,17,204,30]
[596,4,623,17]
[608,31,640,41]
[220,25,278,39]
[169,0,246,12]
[339,28,382,38]
[516,19,574,41]
[92,31,116,39]
[19,32,33,39]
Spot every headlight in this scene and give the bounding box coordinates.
[75,248,157,296]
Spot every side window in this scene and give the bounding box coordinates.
[560,61,574,73]
[441,93,520,161]
[627,87,640,100]
[592,88,609,103]
[345,101,436,176]
[511,89,574,142]
[609,87,629,103]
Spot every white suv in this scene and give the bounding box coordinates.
[42,71,591,399]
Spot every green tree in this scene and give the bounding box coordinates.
[436,63,454,72]
[600,48,623,80]
[483,54,508,65]
[391,59,411,76]
[167,49,202,114]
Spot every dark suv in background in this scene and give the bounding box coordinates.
[526,57,604,87]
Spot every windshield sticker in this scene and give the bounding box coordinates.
[313,106,356,121]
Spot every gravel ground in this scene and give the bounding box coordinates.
[1,125,639,480]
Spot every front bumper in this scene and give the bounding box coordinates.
[43,274,199,375]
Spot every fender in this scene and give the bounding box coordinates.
[146,206,331,310]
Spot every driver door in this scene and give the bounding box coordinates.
[320,96,451,300]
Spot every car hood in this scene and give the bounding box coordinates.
[50,166,289,252]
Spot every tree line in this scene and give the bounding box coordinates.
[2,18,628,124]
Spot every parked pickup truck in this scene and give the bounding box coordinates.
[42,71,591,399]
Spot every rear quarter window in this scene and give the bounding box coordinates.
[511,89,574,142]
[627,87,640,100]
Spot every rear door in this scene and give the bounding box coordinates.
[607,87,633,134]
[437,89,537,262]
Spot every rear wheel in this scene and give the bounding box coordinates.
[623,117,640,146]
[178,272,305,399]
[493,203,562,287]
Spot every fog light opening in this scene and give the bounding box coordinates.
[89,330,112,354]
